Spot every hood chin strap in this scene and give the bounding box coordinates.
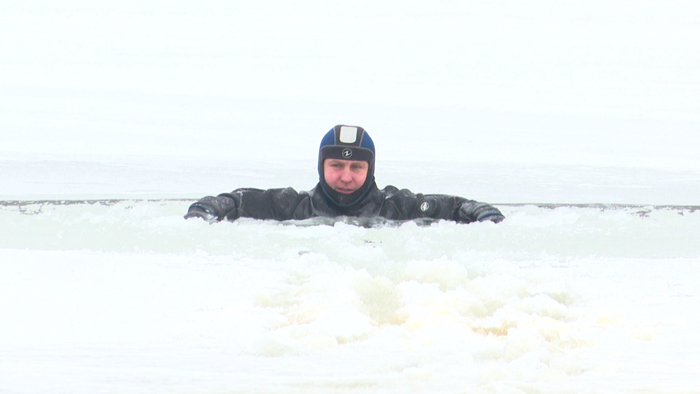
[319,176,375,208]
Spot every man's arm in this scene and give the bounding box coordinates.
[383,187,504,224]
[184,187,311,222]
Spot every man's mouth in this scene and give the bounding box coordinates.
[336,187,355,194]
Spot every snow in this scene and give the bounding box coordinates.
[2,202,700,393]
[2,1,700,393]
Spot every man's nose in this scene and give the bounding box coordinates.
[340,167,353,181]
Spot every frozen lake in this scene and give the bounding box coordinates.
[1,200,700,393]
[2,1,700,393]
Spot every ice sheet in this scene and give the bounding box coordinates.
[1,201,700,393]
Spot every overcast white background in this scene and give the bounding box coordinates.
[1,0,699,202]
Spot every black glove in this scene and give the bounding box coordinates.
[184,203,218,223]
[476,211,505,223]
[457,201,505,224]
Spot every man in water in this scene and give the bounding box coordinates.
[185,125,504,224]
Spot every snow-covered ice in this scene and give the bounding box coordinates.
[1,1,700,393]
[2,201,700,393]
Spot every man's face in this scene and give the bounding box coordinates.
[323,159,369,194]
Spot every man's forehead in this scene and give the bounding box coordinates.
[325,158,369,165]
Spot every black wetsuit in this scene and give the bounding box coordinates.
[185,182,504,224]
